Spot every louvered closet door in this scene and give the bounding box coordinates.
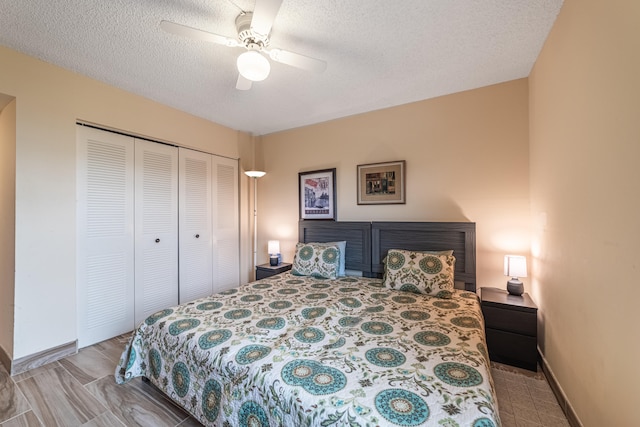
[178,148,213,303]
[134,139,179,326]
[77,126,135,348]
[212,156,239,292]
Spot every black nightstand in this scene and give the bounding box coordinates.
[480,287,538,371]
[256,263,292,280]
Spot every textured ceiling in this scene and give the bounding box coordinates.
[0,0,562,135]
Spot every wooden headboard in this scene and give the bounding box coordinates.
[299,221,476,292]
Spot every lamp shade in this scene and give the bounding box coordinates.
[244,170,266,178]
[268,240,280,255]
[237,51,270,81]
[504,255,527,278]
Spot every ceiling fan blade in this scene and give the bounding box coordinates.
[160,20,239,47]
[250,0,283,38]
[267,48,327,73]
[236,74,253,90]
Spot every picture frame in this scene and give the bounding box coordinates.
[299,168,337,220]
[357,160,406,205]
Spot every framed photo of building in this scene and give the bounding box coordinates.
[357,160,405,205]
[299,168,337,220]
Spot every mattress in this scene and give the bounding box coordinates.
[116,272,500,426]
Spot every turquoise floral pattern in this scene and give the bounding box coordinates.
[294,327,325,343]
[145,308,173,325]
[198,329,231,349]
[383,249,456,298]
[414,330,452,347]
[256,317,285,330]
[168,318,199,335]
[434,362,484,387]
[171,362,190,397]
[268,300,292,310]
[301,307,326,319]
[201,379,222,422]
[375,389,429,426]
[281,359,347,395]
[401,310,430,321]
[365,347,406,367]
[196,301,223,311]
[116,272,498,427]
[291,242,341,279]
[238,401,269,427]
[235,345,271,365]
[224,309,252,320]
[148,348,161,379]
[361,321,394,335]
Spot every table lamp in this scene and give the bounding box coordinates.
[268,240,280,266]
[504,255,527,296]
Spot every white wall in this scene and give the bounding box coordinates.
[0,46,248,360]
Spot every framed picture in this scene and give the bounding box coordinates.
[357,160,406,205]
[299,168,336,220]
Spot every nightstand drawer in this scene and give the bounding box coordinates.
[482,306,536,336]
[485,328,537,371]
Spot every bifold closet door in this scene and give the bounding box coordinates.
[77,126,135,348]
[178,148,213,303]
[78,126,237,347]
[212,156,239,292]
[134,139,179,326]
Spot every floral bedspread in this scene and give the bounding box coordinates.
[116,273,500,427]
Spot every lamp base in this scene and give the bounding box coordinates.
[507,279,524,296]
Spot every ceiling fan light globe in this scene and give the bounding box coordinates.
[237,51,270,81]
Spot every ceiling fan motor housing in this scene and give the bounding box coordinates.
[236,12,269,49]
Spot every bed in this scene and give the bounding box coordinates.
[116,221,500,426]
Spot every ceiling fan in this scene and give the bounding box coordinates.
[160,0,327,90]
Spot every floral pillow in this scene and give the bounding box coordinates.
[382,249,455,298]
[291,242,341,279]
[302,241,346,276]
[323,241,347,276]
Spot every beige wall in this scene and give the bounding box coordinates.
[529,0,640,425]
[0,46,251,360]
[0,97,16,360]
[259,79,531,289]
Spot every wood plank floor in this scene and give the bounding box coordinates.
[0,334,571,426]
[0,334,200,427]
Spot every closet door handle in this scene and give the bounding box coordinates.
[195,234,200,238]
[155,238,160,243]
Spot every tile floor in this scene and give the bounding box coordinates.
[491,362,571,427]
[1,334,571,426]
[0,334,200,427]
